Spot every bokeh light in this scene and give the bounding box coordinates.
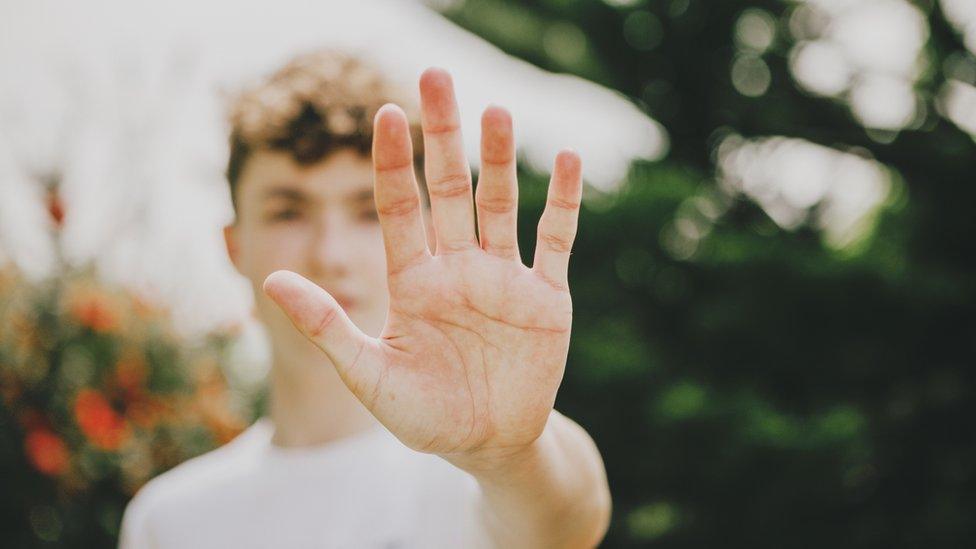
[786,0,928,132]
[717,135,891,249]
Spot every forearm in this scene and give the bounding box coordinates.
[451,411,612,548]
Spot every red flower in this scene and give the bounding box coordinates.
[25,429,69,475]
[114,355,147,395]
[74,389,129,451]
[46,189,65,228]
[127,397,169,429]
[129,291,164,320]
[67,289,120,333]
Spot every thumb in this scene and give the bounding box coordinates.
[263,270,379,394]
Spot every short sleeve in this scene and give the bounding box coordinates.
[118,489,159,549]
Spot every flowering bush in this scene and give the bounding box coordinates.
[0,266,248,546]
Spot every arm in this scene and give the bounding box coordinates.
[264,67,610,547]
[448,410,611,548]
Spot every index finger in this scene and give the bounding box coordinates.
[372,103,432,276]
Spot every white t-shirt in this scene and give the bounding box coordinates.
[119,419,489,548]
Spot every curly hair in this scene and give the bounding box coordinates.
[225,50,424,211]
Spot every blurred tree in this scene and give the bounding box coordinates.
[440,0,976,546]
[0,186,251,548]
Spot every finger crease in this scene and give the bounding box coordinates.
[541,232,574,253]
[308,307,338,339]
[476,197,516,214]
[534,270,570,293]
[484,242,518,256]
[423,123,460,135]
[374,162,413,174]
[376,196,420,217]
[429,174,472,198]
[437,240,479,254]
[480,156,514,167]
[547,197,580,210]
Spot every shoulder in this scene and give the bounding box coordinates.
[118,420,270,548]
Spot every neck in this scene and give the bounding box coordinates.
[268,344,379,448]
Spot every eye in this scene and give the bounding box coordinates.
[267,208,302,222]
[358,209,379,222]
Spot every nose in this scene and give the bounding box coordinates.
[307,210,352,280]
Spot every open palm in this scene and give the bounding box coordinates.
[265,68,583,461]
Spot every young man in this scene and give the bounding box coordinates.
[120,50,611,548]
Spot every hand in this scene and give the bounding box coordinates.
[264,68,583,467]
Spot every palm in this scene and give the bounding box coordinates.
[374,251,571,454]
[265,68,583,459]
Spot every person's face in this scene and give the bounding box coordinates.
[224,148,396,362]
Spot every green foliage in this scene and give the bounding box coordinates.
[455,0,976,546]
[0,268,248,547]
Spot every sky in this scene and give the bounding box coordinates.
[1,0,974,343]
[0,0,665,340]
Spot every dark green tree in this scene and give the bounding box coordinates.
[443,0,976,546]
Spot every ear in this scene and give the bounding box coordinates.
[223,224,241,272]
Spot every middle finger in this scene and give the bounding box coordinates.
[419,68,477,254]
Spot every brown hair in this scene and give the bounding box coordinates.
[225,50,424,212]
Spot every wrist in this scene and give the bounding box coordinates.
[445,411,611,548]
[440,412,559,482]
